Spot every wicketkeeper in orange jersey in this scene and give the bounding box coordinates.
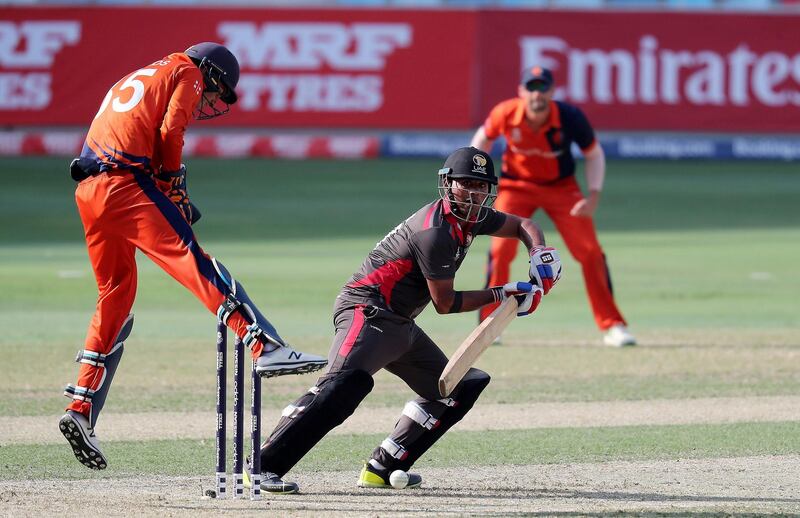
[59,42,326,471]
[471,66,635,347]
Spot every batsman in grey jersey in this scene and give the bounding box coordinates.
[254,147,560,492]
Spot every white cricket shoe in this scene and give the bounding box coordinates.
[255,345,327,378]
[58,410,108,470]
[603,324,637,347]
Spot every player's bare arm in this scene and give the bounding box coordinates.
[491,214,562,295]
[571,143,606,218]
[469,126,494,153]
[426,274,541,316]
[426,277,496,315]
[490,214,545,255]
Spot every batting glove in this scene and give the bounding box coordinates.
[529,247,562,295]
[490,282,544,317]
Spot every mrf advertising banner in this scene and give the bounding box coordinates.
[1,7,798,132]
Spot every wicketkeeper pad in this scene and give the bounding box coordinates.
[212,257,285,348]
[64,314,133,428]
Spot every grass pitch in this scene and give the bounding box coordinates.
[1,157,799,514]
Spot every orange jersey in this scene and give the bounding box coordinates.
[483,98,598,185]
[81,53,203,174]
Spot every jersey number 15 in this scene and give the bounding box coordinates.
[94,68,157,119]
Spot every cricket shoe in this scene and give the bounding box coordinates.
[58,410,107,470]
[357,462,422,489]
[603,324,637,347]
[243,458,299,494]
[255,345,327,378]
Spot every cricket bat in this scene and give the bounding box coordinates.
[438,297,519,398]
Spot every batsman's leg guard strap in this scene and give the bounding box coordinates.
[380,438,408,461]
[402,401,440,430]
[437,397,458,407]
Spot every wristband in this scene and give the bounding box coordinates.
[447,292,463,314]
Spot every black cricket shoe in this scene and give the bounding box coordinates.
[243,457,300,494]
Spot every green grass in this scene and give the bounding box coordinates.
[1,157,799,482]
[3,340,800,416]
[2,158,799,243]
[1,158,799,416]
[2,421,798,480]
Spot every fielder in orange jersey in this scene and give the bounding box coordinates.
[471,66,636,347]
[59,42,327,471]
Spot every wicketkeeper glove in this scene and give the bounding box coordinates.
[155,164,201,225]
[490,281,544,317]
[529,247,562,295]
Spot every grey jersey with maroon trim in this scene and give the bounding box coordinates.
[336,199,506,319]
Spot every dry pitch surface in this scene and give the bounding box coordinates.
[3,396,799,516]
[4,456,799,517]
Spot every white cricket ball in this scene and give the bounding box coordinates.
[389,469,409,489]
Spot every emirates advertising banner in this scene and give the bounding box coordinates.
[1,7,798,132]
[478,10,800,132]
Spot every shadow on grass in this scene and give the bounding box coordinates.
[313,486,800,505]
[236,487,800,516]
[160,485,800,516]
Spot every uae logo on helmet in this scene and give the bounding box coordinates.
[472,154,487,175]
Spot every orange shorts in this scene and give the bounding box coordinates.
[481,176,625,330]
